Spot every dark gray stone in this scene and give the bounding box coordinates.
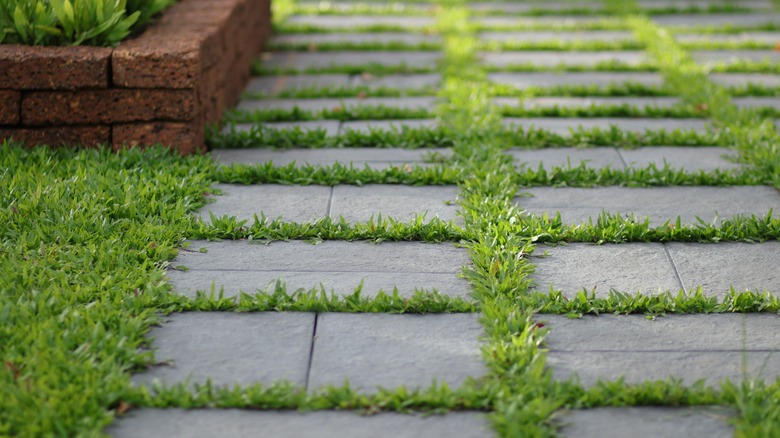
[167,240,472,299]
[479,31,635,42]
[245,75,352,96]
[557,407,735,438]
[618,146,741,172]
[272,33,441,45]
[340,119,437,133]
[503,117,709,135]
[508,147,625,170]
[481,51,647,68]
[540,313,780,386]
[329,184,461,223]
[107,410,493,438]
[516,186,779,225]
[134,312,314,388]
[199,183,331,223]
[223,121,341,137]
[667,241,780,296]
[236,96,438,113]
[263,51,441,70]
[653,13,780,27]
[529,243,682,296]
[488,72,664,89]
[349,73,441,89]
[309,313,485,391]
[286,15,434,28]
[212,147,452,168]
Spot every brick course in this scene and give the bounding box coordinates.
[0,0,270,153]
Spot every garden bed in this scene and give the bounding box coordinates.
[0,0,270,154]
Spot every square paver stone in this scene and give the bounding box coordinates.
[212,147,452,169]
[167,240,472,299]
[557,407,735,438]
[530,243,682,297]
[262,51,441,70]
[134,312,314,389]
[199,183,331,223]
[539,314,780,386]
[308,313,486,391]
[516,186,780,226]
[503,117,709,135]
[245,75,352,96]
[107,410,493,438]
[329,184,461,223]
[667,241,780,296]
[618,146,740,172]
[509,147,624,170]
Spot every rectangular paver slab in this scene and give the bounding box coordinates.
[477,16,607,27]
[481,51,647,67]
[652,13,780,27]
[263,51,441,70]
[488,72,664,89]
[167,240,472,299]
[245,75,352,96]
[557,407,735,438]
[200,183,331,223]
[107,410,493,438]
[224,120,341,136]
[618,146,740,172]
[340,119,438,133]
[309,313,485,392]
[710,73,780,88]
[667,241,780,296]
[479,31,635,42]
[134,312,314,389]
[272,33,442,45]
[693,50,780,65]
[516,186,779,225]
[530,243,682,296]
[677,32,780,44]
[503,117,709,134]
[212,147,451,168]
[540,313,780,386]
[509,147,625,170]
[349,73,442,89]
[329,184,461,223]
[286,15,434,28]
[236,97,438,113]
[501,96,681,109]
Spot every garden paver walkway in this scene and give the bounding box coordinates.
[557,407,735,438]
[167,240,472,299]
[212,147,452,168]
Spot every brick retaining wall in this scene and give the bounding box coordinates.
[0,0,270,154]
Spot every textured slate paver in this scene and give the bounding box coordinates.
[212,147,451,168]
[330,184,461,223]
[286,15,434,28]
[667,242,780,295]
[166,240,471,299]
[509,147,625,170]
[349,73,441,89]
[236,96,438,113]
[652,13,780,27]
[263,51,441,70]
[489,72,664,89]
[134,312,314,388]
[341,119,437,132]
[200,183,331,223]
[481,51,647,67]
[517,186,779,225]
[224,120,341,136]
[309,313,485,391]
[503,117,709,134]
[245,75,351,96]
[540,314,780,386]
[530,243,681,296]
[618,146,740,172]
[271,32,441,45]
[479,30,635,42]
[108,410,493,438]
[557,407,735,438]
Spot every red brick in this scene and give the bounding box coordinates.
[0,126,109,147]
[113,35,202,89]
[0,90,20,125]
[22,90,197,126]
[113,121,206,155]
[0,45,111,90]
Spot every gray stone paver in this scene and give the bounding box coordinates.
[167,240,471,299]
[286,15,434,28]
[476,16,607,27]
[479,30,635,42]
[481,51,647,67]
[134,312,314,388]
[676,32,780,44]
[200,183,331,223]
[517,186,779,226]
[263,51,441,70]
[652,13,780,27]
[557,407,735,438]
[693,50,780,65]
[540,314,780,386]
[710,73,780,88]
[245,75,352,96]
[509,147,625,170]
[503,117,709,134]
[236,96,438,113]
[108,410,493,438]
[224,120,341,136]
[212,147,452,168]
[617,146,740,172]
[309,313,485,391]
[271,32,441,45]
[642,0,770,7]
[340,118,437,133]
[469,1,602,13]
[530,243,682,296]
[488,72,665,89]
[498,96,780,110]
[667,242,780,295]
[349,73,441,89]
[330,184,461,223]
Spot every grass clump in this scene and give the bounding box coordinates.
[0,0,173,46]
